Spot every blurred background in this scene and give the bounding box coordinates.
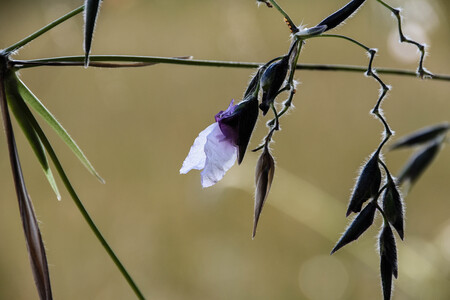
[0,0,449,299]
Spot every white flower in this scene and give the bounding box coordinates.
[180,122,237,188]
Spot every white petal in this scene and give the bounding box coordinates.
[201,124,237,187]
[180,123,217,174]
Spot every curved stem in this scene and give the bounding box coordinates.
[306,34,371,52]
[3,6,84,54]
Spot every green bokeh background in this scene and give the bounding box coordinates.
[0,0,449,299]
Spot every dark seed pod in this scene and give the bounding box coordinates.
[331,201,376,254]
[397,140,442,186]
[379,223,398,300]
[316,0,366,32]
[346,151,382,217]
[253,148,275,238]
[382,176,404,239]
[389,122,449,150]
[259,56,289,115]
[84,0,102,67]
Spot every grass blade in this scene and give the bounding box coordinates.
[14,74,104,183]
[1,70,53,300]
[5,72,60,199]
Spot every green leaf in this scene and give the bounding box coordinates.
[5,72,61,199]
[84,0,102,67]
[14,74,104,183]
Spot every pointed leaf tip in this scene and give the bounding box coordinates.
[253,148,275,237]
[389,122,449,151]
[84,0,102,67]
[379,223,398,300]
[346,151,381,216]
[332,201,376,254]
[397,140,442,187]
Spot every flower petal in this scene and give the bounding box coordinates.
[180,123,216,174]
[201,123,237,187]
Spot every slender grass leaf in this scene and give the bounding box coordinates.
[379,223,398,300]
[346,151,381,216]
[14,74,104,183]
[382,176,404,239]
[397,139,442,186]
[253,148,275,238]
[5,72,60,199]
[84,0,102,67]
[389,122,449,150]
[1,74,53,300]
[331,201,376,254]
[317,0,366,32]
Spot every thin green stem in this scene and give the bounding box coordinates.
[12,56,450,80]
[306,34,371,52]
[267,0,299,33]
[3,6,84,54]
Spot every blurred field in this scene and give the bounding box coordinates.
[0,0,449,299]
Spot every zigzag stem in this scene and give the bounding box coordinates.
[376,0,431,78]
[311,34,393,149]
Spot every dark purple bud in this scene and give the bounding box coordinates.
[253,148,275,238]
[316,0,366,32]
[331,201,376,254]
[382,177,404,239]
[389,122,449,150]
[259,56,289,115]
[379,223,398,300]
[397,140,442,186]
[346,151,382,217]
[216,96,259,164]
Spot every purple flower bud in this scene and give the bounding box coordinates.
[217,96,259,164]
[259,56,289,115]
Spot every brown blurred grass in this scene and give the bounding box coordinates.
[0,0,449,299]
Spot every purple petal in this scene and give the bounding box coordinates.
[201,123,237,187]
[180,123,216,174]
[215,100,236,123]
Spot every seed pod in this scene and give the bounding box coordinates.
[389,122,449,150]
[316,0,366,32]
[397,140,442,186]
[379,223,398,300]
[253,148,275,238]
[259,56,289,115]
[382,176,404,239]
[331,201,376,254]
[346,151,382,217]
